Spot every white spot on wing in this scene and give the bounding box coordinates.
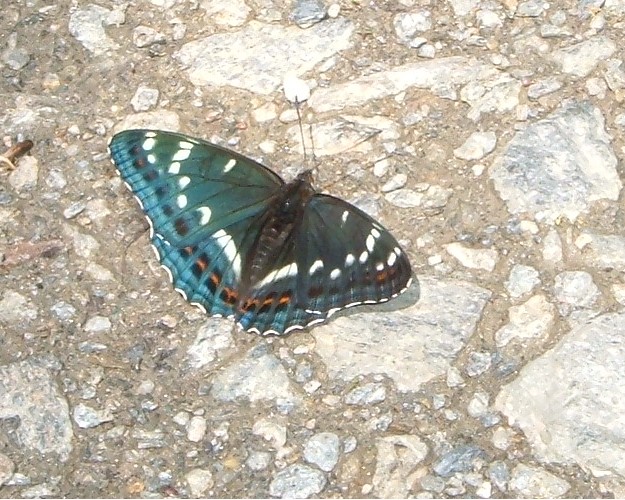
[345,253,355,267]
[197,206,212,225]
[366,234,375,252]
[190,302,207,314]
[147,153,156,164]
[178,176,191,189]
[330,268,341,280]
[161,264,174,283]
[223,158,237,173]
[145,131,157,138]
[255,262,298,288]
[359,250,368,264]
[177,194,188,208]
[143,138,156,151]
[387,251,397,266]
[168,162,181,174]
[172,149,191,161]
[309,259,324,275]
[341,210,349,224]
[179,141,194,150]
[376,262,384,271]
[212,229,241,279]
[371,228,381,239]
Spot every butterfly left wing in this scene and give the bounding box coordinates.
[109,129,284,318]
[235,194,412,335]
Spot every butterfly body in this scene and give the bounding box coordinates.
[109,129,412,335]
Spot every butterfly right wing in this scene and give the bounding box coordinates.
[234,193,412,335]
[109,129,283,317]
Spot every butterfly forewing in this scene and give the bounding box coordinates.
[109,130,283,247]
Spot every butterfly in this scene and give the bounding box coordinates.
[109,129,412,335]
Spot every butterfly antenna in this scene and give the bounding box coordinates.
[295,98,308,162]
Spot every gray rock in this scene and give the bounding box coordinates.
[433,444,485,477]
[132,26,166,48]
[186,318,234,370]
[310,56,498,112]
[0,358,73,461]
[314,277,490,392]
[393,11,432,43]
[63,202,86,219]
[505,264,540,298]
[509,464,570,498]
[385,188,422,208]
[467,391,489,418]
[453,131,497,161]
[199,0,250,27]
[343,436,357,453]
[185,468,214,497]
[576,232,625,271]
[1,34,30,70]
[73,403,114,428]
[68,4,120,55]
[175,19,353,95]
[304,432,340,472]
[495,295,555,348]
[0,290,38,323]
[130,86,159,112]
[464,75,521,121]
[372,435,428,497]
[551,36,616,78]
[495,311,625,477]
[246,450,272,471]
[269,464,326,498]
[381,174,407,193]
[84,315,112,333]
[187,416,207,442]
[553,271,600,315]
[516,0,546,16]
[527,78,563,99]
[445,243,498,272]
[211,345,299,404]
[490,101,621,224]
[8,156,38,192]
[466,351,492,377]
[345,382,386,405]
[542,230,563,262]
[488,461,510,492]
[290,0,327,28]
[132,429,166,449]
[252,418,287,448]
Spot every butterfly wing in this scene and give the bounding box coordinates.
[109,129,283,318]
[235,193,412,335]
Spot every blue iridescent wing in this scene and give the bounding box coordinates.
[109,129,282,318]
[236,194,412,335]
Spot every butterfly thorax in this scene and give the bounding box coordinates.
[242,170,316,293]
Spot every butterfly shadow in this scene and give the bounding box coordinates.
[328,275,421,324]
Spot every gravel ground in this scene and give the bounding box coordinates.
[2,0,625,498]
